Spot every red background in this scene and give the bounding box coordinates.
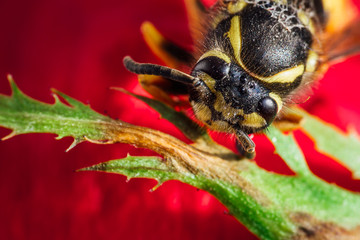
[0,0,360,239]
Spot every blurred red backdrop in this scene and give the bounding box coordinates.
[0,0,360,239]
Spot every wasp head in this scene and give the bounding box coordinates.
[189,55,279,134]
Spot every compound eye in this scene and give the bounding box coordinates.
[257,97,278,125]
[192,56,230,80]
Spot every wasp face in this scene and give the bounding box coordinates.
[190,55,278,134]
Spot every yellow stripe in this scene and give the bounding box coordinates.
[198,49,231,63]
[192,102,212,125]
[214,91,237,116]
[242,112,266,128]
[273,0,287,4]
[269,92,283,113]
[199,73,216,92]
[257,65,305,84]
[228,16,242,64]
[297,11,316,34]
[305,50,318,73]
[211,120,231,132]
[227,1,247,14]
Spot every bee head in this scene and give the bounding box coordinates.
[189,55,280,133]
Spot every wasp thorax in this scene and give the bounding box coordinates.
[189,56,278,134]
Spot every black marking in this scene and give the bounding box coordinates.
[239,5,312,77]
[210,106,225,122]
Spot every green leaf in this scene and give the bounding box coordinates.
[298,109,360,179]
[0,75,113,149]
[262,126,360,229]
[80,155,179,185]
[240,152,360,230]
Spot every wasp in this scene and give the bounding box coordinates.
[123,0,360,158]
